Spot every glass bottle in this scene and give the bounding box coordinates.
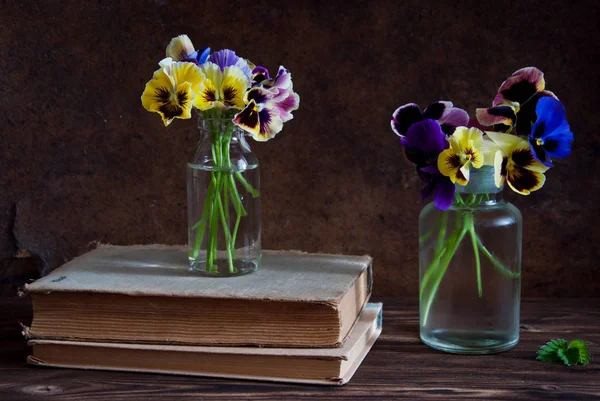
[419,166,522,354]
[187,117,261,276]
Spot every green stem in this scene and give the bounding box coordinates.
[419,212,450,301]
[419,247,447,301]
[476,237,520,278]
[236,172,260,197]
[422,224,469,326]
[189,113,261,274]
[467,213,482,297]
[190,182,213,259]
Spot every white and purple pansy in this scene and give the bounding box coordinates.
[233,87,283,141]
[233,66,300,141]
[391,101,469,138]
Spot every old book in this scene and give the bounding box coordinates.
[24,245,372,347]
[28,303,382,385]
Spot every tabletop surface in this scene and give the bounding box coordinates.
[1,297,598,401]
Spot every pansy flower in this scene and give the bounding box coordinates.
[401,119,455,210]
[141,58,206,126]
[233,66,300,141]
[486,132,549,195]
[165,34,210,65]
[253,66,300,123]
[438,127,484,185]
[476,67,557,133]
[529,97,574,167]
[194,62,250,111]
[391,101,469,138]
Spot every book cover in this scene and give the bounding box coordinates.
[28,303,383,385]
[25,245,372,347]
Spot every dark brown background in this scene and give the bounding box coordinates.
[1,0,598,297]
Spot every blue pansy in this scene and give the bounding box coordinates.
[529,97,574,167]
[187,47,211,65]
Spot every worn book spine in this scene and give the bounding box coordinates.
[28,303,383,385]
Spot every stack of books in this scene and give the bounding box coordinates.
[23,245,382,385]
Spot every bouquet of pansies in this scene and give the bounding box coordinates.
[141,35,299,273]
[391,67,574,324]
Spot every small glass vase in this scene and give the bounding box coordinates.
[419,166,522,354]
[187,115,261,277]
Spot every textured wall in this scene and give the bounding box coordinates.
[1,0,599,297]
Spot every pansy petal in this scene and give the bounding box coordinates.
[458,164,470,185]
[494,150,507,188]
[476,105,516,127]
[208,49,252,80]
[186,47,211,65]
[529,138,552,168]
[467,148,484,169]
[533,96,567,136]
[255,108,284,142]
[438,148,464,184]
[194,78,218,110]
[172,61,205,95]
[252,66,270,83]
[515,90,558,134]
[485,131,523,155]
[507,163,546,195]
[423,101,453,120]
[542,124,573,158]
[404,119,448,154]
[245,86,275,105]
[420,165,440,174]
[221,66,250,109]
[233,100,260,136]
[439,108,469,136]
[433,176,455,211]
[493,67,546,106]
[273,66,293,91]
[391,103,423,137]
[166,34,195,61]
[511,146,550,173]
[274,91,300,122]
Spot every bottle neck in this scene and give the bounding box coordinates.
[453,166,503,206]
[193,116,256,169]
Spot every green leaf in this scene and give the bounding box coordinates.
[537,339,568,362]
[567,340,591,366]
[557,348,571,366]
[537,339,591,366]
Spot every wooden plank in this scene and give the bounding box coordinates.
[0,297,598,400]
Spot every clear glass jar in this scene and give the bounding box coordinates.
[419,166,522,354]
[187,117,261,276]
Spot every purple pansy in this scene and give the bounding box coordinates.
[401,119,455,210]
[391,101,469,138]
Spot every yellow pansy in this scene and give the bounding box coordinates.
[141,58,206,126]
[194,62,250,111]
[438,127,485,185]
[485,132,549,194]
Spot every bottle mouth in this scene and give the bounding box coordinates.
[455,166,502,194]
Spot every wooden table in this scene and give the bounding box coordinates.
[1,297,598,400]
